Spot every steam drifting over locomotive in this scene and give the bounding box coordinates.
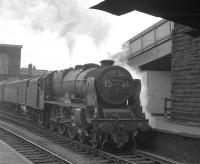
[0,60,148,148]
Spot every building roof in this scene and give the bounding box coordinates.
[91,0,200,29]
[0,44,23,48]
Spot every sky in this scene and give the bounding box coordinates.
[0,0,161,71]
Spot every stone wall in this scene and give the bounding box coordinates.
[171,23,200,123]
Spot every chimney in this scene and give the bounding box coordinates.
[28,64,32,76]
[75,65,83,69]
[100,60,114,67]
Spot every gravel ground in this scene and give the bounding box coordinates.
[0,120,101,164]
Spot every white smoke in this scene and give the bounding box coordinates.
[110,48,157,128]
[0,0,109,50]
[0,0,161,70]
[0,0,111,69]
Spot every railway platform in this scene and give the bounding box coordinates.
[150,116,200,138]
[145,116,200,163]
[0,139,33,164]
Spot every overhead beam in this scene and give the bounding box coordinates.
[91,0,200,28]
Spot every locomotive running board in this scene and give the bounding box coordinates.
[44,100,85,108]
[91,119,149,131]
[91,119,148,122]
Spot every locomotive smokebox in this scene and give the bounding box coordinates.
[100,60,114,67]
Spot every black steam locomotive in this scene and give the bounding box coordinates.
[0,60,148,148]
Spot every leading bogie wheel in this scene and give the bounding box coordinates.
[58,123,66,135]
[49,120,56,130]
[67,125,77,139]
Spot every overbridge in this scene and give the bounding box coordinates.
[125,19,172,71]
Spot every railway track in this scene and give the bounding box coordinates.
[0,110,181,164]
[0,125,72,164]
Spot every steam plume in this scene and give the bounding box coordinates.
[0,0,110,53]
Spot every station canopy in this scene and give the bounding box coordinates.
[91,0,200,29]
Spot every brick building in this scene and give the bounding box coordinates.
[118,20,200,124]
[21,64,49,77]
[0,44,22,80]
[171,24,200,123]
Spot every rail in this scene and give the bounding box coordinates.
[0,125,73,164]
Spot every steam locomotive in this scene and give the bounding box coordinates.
[0,60,148,148]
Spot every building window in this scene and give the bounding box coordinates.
[0,53,8,74]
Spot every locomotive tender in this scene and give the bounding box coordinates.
[0,60,148,148]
